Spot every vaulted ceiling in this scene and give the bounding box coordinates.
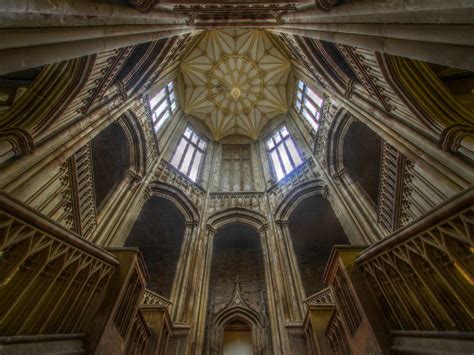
[180,30,291,140]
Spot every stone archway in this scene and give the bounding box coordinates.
[208,278,268,355]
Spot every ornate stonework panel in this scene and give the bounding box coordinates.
[180,29,291,140]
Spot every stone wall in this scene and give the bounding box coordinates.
[125,197,185,298]
[208,224,267,312]
[289,195,349,296]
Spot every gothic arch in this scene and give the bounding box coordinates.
[325,108,354,177]
[211,297,267,355]
[207,208,267,232]
[0,56,95,158]
[274,179,327,222]
[378,53,474,154]
[118,111,148,178]
[147,181,200,223]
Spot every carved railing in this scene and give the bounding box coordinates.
[303,287,335,307]
[357,188,474,331]
[326,310,352,355]
[0,192,118,336]
[142,289,173,309]
[125,310,151,355]
[154,159,206,208]
[208,191,265,214]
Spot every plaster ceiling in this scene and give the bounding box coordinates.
[180,29,291,140]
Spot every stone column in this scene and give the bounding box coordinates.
[0,28,193,75]
[170,221,199,323]
[190,225,215,354]
[258,226,291,354]
[275,220,306,320]
[275,27,474,71]
[282,0,473,21]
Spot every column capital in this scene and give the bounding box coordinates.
[275,219,289,228]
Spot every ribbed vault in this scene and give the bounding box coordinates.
[180,29,291,140]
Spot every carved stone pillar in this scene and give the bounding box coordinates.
[258,226,291,354]
[171,221,199,323]
[190,225,216,354]
[275,220,306,321]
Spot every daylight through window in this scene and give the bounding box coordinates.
[295,80,323,132]
[170,127,207,182]
[267,126,303,181]
[149,81,177,133]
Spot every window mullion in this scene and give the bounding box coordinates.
[275,142,287,175]
[187,146,198,176]
[283,138,297,169]
[152,95,168,112]
[178,139,191,170]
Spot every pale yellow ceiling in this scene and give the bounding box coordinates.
[180,29,291,140]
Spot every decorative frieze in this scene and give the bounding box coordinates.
[80,47,134,114]
[376,141,406,234]
[267,158,317,207]
[208,192,266,214]
[68,143,97,239]
[314,98,337,168]
[154,159,206,209]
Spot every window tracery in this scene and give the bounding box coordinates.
[295,80,324,132]
[170,126,207,182]
[148,81,176,133]
[266,126,303,181]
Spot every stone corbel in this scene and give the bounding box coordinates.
[315,0,342,11]
[127,0,157,12]
[439,124,474,154]
[0,128,34,164]
[322,185,331,199]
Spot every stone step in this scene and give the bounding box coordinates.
[391,331,474,355]
[0,334,85,355]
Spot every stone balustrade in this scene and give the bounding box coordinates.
[357,187,474,332]
[0,192,118,336]
[303,287,334,307]
[142,289,173,309]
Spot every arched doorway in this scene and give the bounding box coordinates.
[223,318,252,355]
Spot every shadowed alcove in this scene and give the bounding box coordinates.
[90,122,131,210]
[289,195,349,296]
[206,223,271,354]
[343,121,382,206]
[125,196,186,298]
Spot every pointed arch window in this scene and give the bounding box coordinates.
[295,80,323,132]
[149,81,176,133]
[266,126,303,181]
[170,126,207,182]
